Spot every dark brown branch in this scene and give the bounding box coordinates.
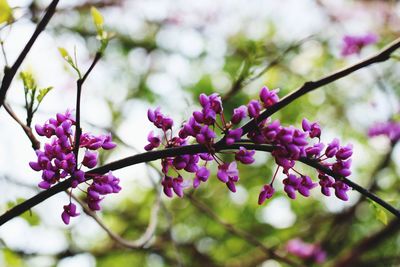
[1,142,398,227]
[3,102,40,150]
[235,37,400,137]
[0,0,59,109]
[73,52,102,160]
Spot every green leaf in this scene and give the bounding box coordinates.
[36,87,53,103]
[376,208,388,225]
[3,249,22,267]
[58,47,82,78]
[20,210,40,226]
[91,6,104,29]
[0,0,13,24]
[369,200,388,225]
[58,47,74,64]
[19,71,36,91]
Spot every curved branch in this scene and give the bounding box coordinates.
[3,102,40,150]
[72,192,161,249]
[1,142,399,227]
[0,0,60,109]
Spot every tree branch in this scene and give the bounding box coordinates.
[71,192,161,249]
[0,0,60,109]
[73,52,102,160]
[187,194,304,267]
[1,142,398,227]
[235,37,400,137]
[3,102,40,150]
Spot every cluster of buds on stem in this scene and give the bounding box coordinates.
[29,110,121,224]
[145,86,353,204]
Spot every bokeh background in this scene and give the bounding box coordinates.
[0,0,400,266]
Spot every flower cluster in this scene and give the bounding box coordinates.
[341,33,378,56]
[145,86,353,204]
[368,120,400,143]
[29,110,121,224]
[285,238,326,264]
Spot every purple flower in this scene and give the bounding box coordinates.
[144,131,161,151]
[61,203,80,225]
[341,33,378,56]
[235,146,255,164]
[336,144,353,160]
[225,128,243,145]
[172,176,184,197]
[274,156,295,172]
[161,175,186,197]
[193,166,210,188]
[286,238,326,264]
[217,161,239,192]
[161,175,174,197]
[258,184,275,205]
[247,100,262,118]
[199,93,223,114]
[302,119,321,139]
[184,155,199,173]
[318,174,335,197]
[147,108,174,130]
[71,170,86,188]
[333,180,350,201]
[35,122,56,138]
[368,121,400,142]
[231,105,247,124]
[332,159,352,177]
[87,171,121,210]
[82,150,98,168]
[173,154,190,170]
[262,120,281,142]
[325,138,340,158]
[305,142,324,158]
[101,134,117,150]
[297,176,317,197]
[195,125,216,144]
[259,86,279,108]
[283,174,301,199]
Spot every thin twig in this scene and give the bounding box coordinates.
[187,194,304,267]
[71,193,161,249]
[1,40,8,66]
[3,102,40,150]
[73,52,102,161]
[222,37,310,101]
[0,0,60,109]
